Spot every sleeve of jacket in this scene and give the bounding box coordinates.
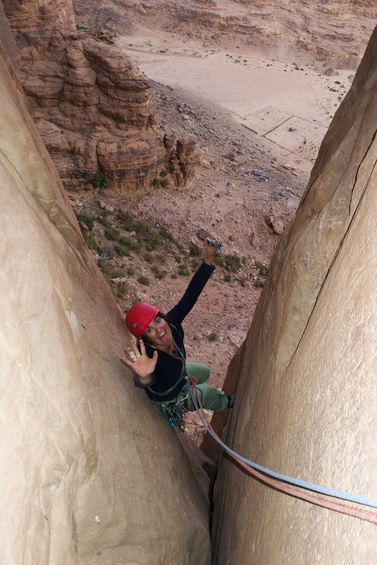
[167,261,215,325]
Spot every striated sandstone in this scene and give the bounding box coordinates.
[0,39,211,564]
[211,24,377,564]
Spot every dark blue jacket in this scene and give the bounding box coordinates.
[135,261,215,402]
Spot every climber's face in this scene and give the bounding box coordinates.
[145,316,173,349]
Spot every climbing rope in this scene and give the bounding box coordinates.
[189,382,377,524]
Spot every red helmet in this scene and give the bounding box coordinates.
[125,301,161,338]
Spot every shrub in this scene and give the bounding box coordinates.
[224,274,231,283]
[189,243,201,257]
[253,279,265,288]
[178,264,190,276]
[83,233,97,250]
[255,261,268,276]
[191,259,200,269]
[119,236,132,247]
[127,267,135,276]
[97,216,112,228]
[174,255,182,263]
[138,276,150,286]
[146,231,161,250]
[105,227,120,241]
[111,269,124,279]
[114,244,130,256]
[159,226,174,241]
[91,171,109,189]
[208,332,219,342]
[156,254,167,264]
[117,209,133,222]
[144,252,154,263]
[134,220,152,235]
[225,254,242,273]
[117,284,129,298]
[77,213,94,231]
[214,255,225,268]
[152,266,167,279]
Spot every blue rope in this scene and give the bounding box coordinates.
[189,387,377,510]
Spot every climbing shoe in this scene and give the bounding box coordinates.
[227,395,235,408]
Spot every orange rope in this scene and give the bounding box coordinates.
[192,383,377,524]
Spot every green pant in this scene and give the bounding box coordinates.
[185,361,228,411]
[151,362,229,416]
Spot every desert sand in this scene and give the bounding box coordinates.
[119,30,354,174]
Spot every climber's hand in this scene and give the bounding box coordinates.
[121,339,158,382]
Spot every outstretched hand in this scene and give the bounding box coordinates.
[120,339,158,381]
[203,238,218,265]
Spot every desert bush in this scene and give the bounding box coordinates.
[208,332,219,342]
[144,252,154,263]
[83,233,97,250]
[119,236,132,247]
[214,255,225,268]
[77,213,94,231]
[146,231,161,250]
[159,226,174,241]
[152,266,167,279]
[97,216,112,228]
[114,244,130,257]
[134,220,152,235]
[138,276,150,286]
[225,254,242,273]
[189,243,201,257]
[255,261,268,276]
[178,264,190,276]
[91,171,109,189]
[105,227,120,241]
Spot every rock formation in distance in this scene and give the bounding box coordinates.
[2,0,201,194]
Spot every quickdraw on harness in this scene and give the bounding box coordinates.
[162,376,198,431]
[161,393,189,431]
[188,380,377,525]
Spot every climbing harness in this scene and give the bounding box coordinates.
[188,382,377,525]
[160,393,188,431]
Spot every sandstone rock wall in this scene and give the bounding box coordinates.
[211,24,377,564]
[0,42,211,564]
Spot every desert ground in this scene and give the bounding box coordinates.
[119,29,354,174]
[80,28,358,440]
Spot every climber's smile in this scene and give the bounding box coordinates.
[145,316,173,348]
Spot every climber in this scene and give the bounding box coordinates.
[121,238,235,428]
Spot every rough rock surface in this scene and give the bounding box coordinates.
[0,42,211,564]
[211,25,377,564]
[74,0,377,70]
[2,0,200,194]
